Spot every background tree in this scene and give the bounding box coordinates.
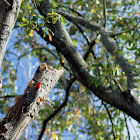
[0,0,139,139]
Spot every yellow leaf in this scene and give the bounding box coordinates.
[113,49,117,53]
[61,59,64,63]
[52,133,58,140]
[122,71,125,75]
[90,8,95,14]
[32,24,39,31]
[115,66,119,70]
[27,3,32,10]
[3,65,8,71]
[73,40,77,46]
[48,32,52,41]
[29,29,34,37]
[112,38,115,41]
[47,13,58,15]
[32,14,36,16]
[42,56,46,61]
[123,32,126,35]
[137,12,140,16]
[123,76,127,80]
[75,108,80,115]
[72,1,78,8]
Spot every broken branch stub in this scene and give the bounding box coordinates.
[0,63,64,140]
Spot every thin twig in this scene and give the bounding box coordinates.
[129,118,140,140]
[75,25,96,60]
[103,0,107,28]
[103,102,116,140]
[62,6,83,17]
[110,20,140,37]
[0,95,17,98]
[20,47,58,60]
[76,24,90,44]
[124,114,130,140]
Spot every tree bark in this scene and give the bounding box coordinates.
[0,63,63,140]
[0,0,22,68]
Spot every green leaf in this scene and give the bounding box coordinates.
[19,22,28,27]
[52,9,55,13]
[40,15,45,20]
[39,23,45,27]
[22,17,28,22]
[26,28,30,35]
[95,79,101,87]
[51,0,58,7]
[60,16,67,24]
[43,28,47,38]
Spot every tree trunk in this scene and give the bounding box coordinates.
[0,63,63,140]
[0,0,22,68]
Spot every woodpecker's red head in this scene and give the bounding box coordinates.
[35,82,42,90]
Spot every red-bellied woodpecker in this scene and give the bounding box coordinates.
[35,82,42,90]
[26,82,42,106]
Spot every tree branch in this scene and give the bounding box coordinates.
[0,0,22,68]
[103,0,107,28]
[124,114,130,140]
[59,12,137,89]
[75,24,96,60]
[129,118,140,139]
[35,0,140,123]
[0,95,17,98]
[103,102,116,140]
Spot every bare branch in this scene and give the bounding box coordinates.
[129,118,140,139]
[103,0,107,28]
[103,102,116,140]
[76,24,91,45]
[0,95,17,99]
[124,114,130,140]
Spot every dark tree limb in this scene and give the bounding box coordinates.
[0,95,17,99]
[103,0,107,28]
